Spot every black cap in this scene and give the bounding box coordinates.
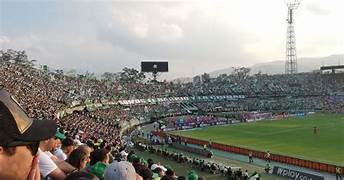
[0,89,57,147]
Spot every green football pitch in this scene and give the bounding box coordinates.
[171,113,344,166]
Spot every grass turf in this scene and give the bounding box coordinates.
[171,113,344,166]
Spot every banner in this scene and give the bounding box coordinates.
[272,166,324,180]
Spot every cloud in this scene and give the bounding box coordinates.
[1,0,342,80]
[96,1,251,67]
[0,36,10,44]
[0,33,141,73]
[306,2,331,16]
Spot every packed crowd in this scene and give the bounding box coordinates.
[58,112,122,148]
[0,63,67,120]
[88,107,129,123]
[2,90,214,180]
[160,115,229,130]
[2,57,344,118]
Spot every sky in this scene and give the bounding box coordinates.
[0,0,343,80]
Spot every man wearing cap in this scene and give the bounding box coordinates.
[0,89,57,179]
[50,128,65,161]
[54,130,67,161]
[54,128,66,151]
[104,161,143,180]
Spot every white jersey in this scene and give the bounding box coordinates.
[38,148,58,177]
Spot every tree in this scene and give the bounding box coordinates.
[119,67,146,84]
[85,71,97,80]
[0,50,11,62]
[55,69,64,75]
[193,75,201,84]
[231,67,250,83]
[0,49,21,62]
[101,72,116,82]
[217,73,228,82]
[66,69,77,78]
[201,73,210,83]
[14,50,28,64]
[0,49,32,65]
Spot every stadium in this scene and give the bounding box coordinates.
[0,50,343,179]
[1,0,344,180]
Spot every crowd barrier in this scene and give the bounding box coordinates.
[167,134,343,175]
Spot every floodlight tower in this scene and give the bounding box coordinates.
[285,0,301,74]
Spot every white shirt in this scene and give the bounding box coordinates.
[38,148,58,177]
[54,148,67,161]
[151,164,167,172]
[45,151,54,158]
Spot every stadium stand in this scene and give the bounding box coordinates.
[1,50,343,179]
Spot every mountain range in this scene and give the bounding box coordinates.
[172,54,344,83]
[210,54,344,77]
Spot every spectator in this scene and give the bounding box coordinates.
[151,162,167,172]
[39,137,67,179]
[56,137,76,160]
[0,89,56,179]
[250,171,260,179]
[161,176,176,180]
[243,170,249,180]
[67,148,89,170]
[53,128,66,153]
[134,163,153,180]
[153,167,166,178]
[86,140,95,151]
[55,128,66,141]
[104,161,143,180]
[236,168,243,179]
[264,163,271,174]
[147,159,155,169]
[39,129,77,178]
[177,176,186,180]
[66,171,99,180]
[165,168,176,178]
[78,144,93,163]
[187,171,198,180]
[120,150,129,161]
[88,149,110,179]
